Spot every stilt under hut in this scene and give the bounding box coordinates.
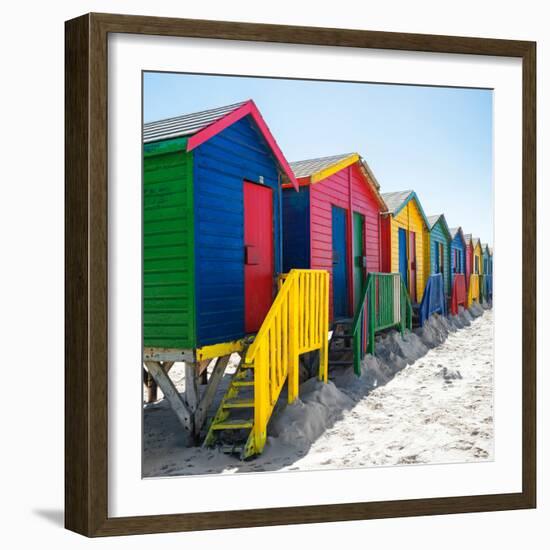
[449,227,467,314]
[142,100,329,458]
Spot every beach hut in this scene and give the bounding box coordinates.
[464,234,482,306]
[142,100,330,455]
[449,227,467,283]
[482,243,491,275]
[464,233,473,290]
[449,227,467,314]
[427,214,452,298]
[473,237,483,276]
[143,99,299,351]
[481,243,493,301]
[380,191,431,303]
[282,152,387,320]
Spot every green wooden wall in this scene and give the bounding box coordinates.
[429,219,451,297]
[143,138,196,349]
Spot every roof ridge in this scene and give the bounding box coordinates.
[144,100,248,127]
[289,152,355,165]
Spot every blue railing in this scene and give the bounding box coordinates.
[481,274,493,302]
[419,273,446,325]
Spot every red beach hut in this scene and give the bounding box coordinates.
[282,153,387,321]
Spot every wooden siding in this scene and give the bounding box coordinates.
[482,247,491,275]
[429,220,451,296]
[465,242,473,291]
[309,163,381,319]
[193,116,282,346]
[143,138,196,348]
[473,242,483,275]
[282,187,310,271]
[389,200,430,302]
[450,233,466,284]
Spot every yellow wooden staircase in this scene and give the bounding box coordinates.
[204,269,329,459]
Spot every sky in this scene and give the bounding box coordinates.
[144,72,493,245]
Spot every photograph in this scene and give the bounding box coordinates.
[141,72,495,478]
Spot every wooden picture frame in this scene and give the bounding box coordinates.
[65,12,536,537]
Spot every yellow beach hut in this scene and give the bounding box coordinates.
[380,190,431,303]
[473,237,483,276]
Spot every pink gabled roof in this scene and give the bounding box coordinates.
[143,100,298,191]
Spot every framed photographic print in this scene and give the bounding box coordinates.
[65,12,536,537]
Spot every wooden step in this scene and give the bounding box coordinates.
[329,346,353,357]
[221,444,244,454]
[211,418,253,430]
[223,398,254,409]
[329,360,353,366]
[232,380,254,387]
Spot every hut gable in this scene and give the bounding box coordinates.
[144,99,299,190]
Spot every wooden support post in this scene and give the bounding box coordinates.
[143,361,174,403]
[319,274,329,383]
[144,361,193,432]
[143,367,158,403]
[162,361,175,374]
[288,280,299,402]
[194,355,231,434]
[200,369,208,385]
[184,362,200,414]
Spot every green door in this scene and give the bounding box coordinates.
[352,212,366,312]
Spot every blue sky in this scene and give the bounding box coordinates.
[144,72,493,245]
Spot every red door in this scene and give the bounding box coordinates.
[244,181,274,333]
[409,231,417,302]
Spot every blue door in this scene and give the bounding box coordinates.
[332,206,349,319]
[398,228,408,288]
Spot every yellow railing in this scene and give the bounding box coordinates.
[467,273,480,307]
[243,269,329,456]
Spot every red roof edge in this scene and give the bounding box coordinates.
[186,99,299,191]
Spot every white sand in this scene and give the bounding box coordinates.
[143,305,493,477]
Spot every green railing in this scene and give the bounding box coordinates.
[351,273,412,375]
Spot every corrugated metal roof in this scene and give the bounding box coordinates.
[427,215,441,229]
[427,213,452,239]
[449,227,460,238]
[381,190,414,214]
[290,153,354,178]
[464,233,472,244]
[143,100,247,143]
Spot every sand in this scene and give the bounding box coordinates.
[143,305,493,477]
